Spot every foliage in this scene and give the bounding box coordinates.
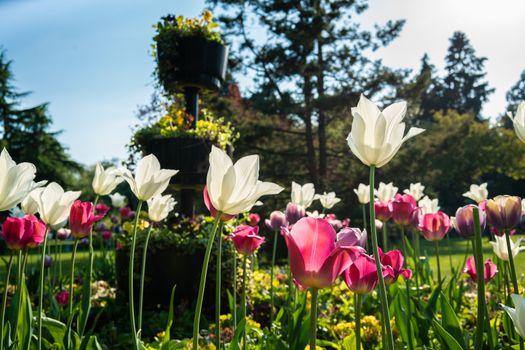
[0,50,82,186]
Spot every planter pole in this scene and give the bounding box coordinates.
[180,86,200,217]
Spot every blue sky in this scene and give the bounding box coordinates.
[1,0,524,165]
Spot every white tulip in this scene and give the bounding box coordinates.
[315,191,341,209]
[147,194,176,222]
[521,198,525,216]
[22,187,45,215]
[291,182,316,209]
[353,184,370,204]
[206,146,283,216]
[109,192,127,208]
[419,196,440,215]
[403,183,425,201]
[306,210,325,219]
[375,182,398,202]
[507,101,525,143]
[347,95,425,168]
[35,182,81,226]
[92,163,124,196]
[121,154,178,201]
[490,235,524,261]
[501,294,525,339]
[462,183,488,203]
[0,148,40,211]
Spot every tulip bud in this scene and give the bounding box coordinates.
[454,205,485,238]
[95,203,110,216]
[375,219,383,231]
[485,195,522,231]
[374,201,392,222]
[391,194,417,226]
[464,256,497,283]
[336,228,367,248]
[419,211,451,241]
[69,201,104,239]
[44,255,53,268]
[379,248,412,285]
[226,225,265,255]
[265,211,288,231]
[119,207,135,220]
[248,213,260,226]
[55,290,69,306]
[101,230,113,240]
[285,202,305,225]
[56,228,71,240]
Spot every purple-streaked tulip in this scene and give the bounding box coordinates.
[285,202,305,225]
[281,217,363,290]
[464,256,497,283]
[419,211,451,241]
[56,228,71,240]
[226,225,265,256]
[454,205,486,238]
[391,194,417,226]
[265,211,288,231]
[336,227,367,248]
[490,227,516,237]
[485,195,522,230]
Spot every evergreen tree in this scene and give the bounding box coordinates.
[0,50,81,186]
[438,31,494,118]
[506,70,525,113]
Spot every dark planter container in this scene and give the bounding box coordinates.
[140,137,212,186]
[115,241,234,316]
[157,36,228,94]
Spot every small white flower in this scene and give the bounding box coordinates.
[418,196,440,215]
[306,210,325,219]
[375,182,398,202]
[147,194,176,222]
[463,183,488,203]
[291,182,316,209]
[92,163,124,196]
[109,192,127,208]
[353,184,370,205]
[403,183,425,201]
[500,294,525,338]
[315,192,341,209]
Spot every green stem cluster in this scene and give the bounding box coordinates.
[0,253,14,350]
[270,230,278,325]
[354,293,361,350]
[309,288,318,350]
[138,224,154,336]
[129,200,144,350]
[242,255,248,350]
[472,207,485,350]
[368,166,394,350]
[37,227,50,350]
[215,222,224,349]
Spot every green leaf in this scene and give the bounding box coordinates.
[161,285,177,350]
[432,319,464,350]
[440,293,467,349]
[78,254,93,337]
[229,318,246,350]
[79,335,103,350]
[41,317,67,347]
[17,277,32,350]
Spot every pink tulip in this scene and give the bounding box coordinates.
[374,201,392,222]
[326,214,343,231]
[203,186,236,221]
[391,194,417,226]
[95,203,110,216]
[464,256,498,283]
[119,207,135,220]
[265,211,288,231]
[2,215,46,250]
[101,230,113,240]
[336,227,367,248]
[248,213,260,226]
[343,254,388,294]
[55,290,69,306]
[69,201,104,239]
[379,248,412,285]
[454,204,486,238]
[282,217,364,290]
[226,225,265,255]
[419,211,451,241]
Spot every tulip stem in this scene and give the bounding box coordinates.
[37,227,50,350]
[411,229,420,293]
[472,207,485,350]
[138,224,153,337]
[309,288,318,350]
[446,233,453,272]
[12,250,23,342]
[0,252,14,350]
[400,226,415,350]
[435,241,442,284]
[504,230,519,293]
[355,293,361,350]
[368,166,394,350]
[215,222,224,350]
[270,229,278,326]
[382,223,388,251]
[192,214,221,350]
[66,239,79,349]
[242,254,248,350]
[232,252,237,330]
[129,200,143,350]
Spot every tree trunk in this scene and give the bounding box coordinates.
[314,0,327,190]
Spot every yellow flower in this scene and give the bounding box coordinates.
[202,10,213,23]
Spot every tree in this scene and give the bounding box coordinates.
[506,70,525,113]
[208,0,405,188]
[0,50,81,186]
[437,31,494,118]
